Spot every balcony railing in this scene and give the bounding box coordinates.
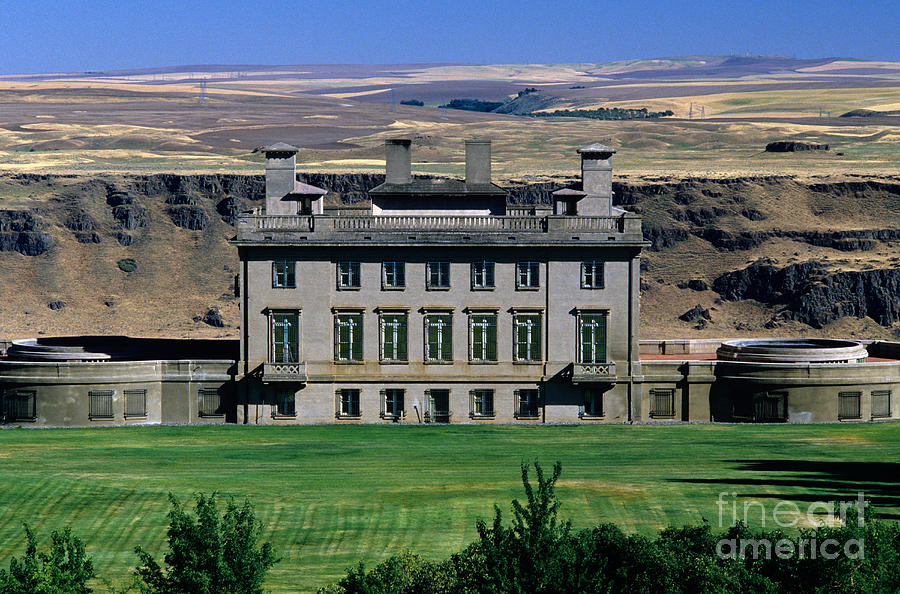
[261,362,308,383]
[571,361,617,383]
[241,214,625,234]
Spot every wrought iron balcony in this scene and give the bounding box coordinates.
[571,361,617,383]
[261,362,307,383]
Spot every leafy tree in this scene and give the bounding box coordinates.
[134,493,278,594]
[0,524,94,594]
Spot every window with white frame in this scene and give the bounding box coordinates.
[426,261,450,289]
[336,389,361,418]
[271,312,300,363]
[471,261,495,289]
[380,312,408,362]
[381,389,404,419]
[514,312,542,361]
[337,261,361,289]
[581,261,604,289]
[516,261,540,289]
[470,389,495,418]
[578,311,607,364]
[272,260,296,288]
[515,389,540,418]
[334,312,363,361]
[425,313,452,361]
[470,313,497,362]
[382,261,405,289]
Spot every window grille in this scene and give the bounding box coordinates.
[515,389,540,418]
[89,390,114,420]
[336,389,361,418]
[838,391,862,420]
[650,389,675,418]
[872,390,891,419]
[381,389,404,419]
[124,389,147,418]
[199,388,222,417]
[470,389,495,418]
[3,391,35,421]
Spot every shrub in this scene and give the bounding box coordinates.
[0,524,94,594]
[117,258,137,273]
[134,493,278,594]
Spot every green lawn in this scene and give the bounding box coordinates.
[0,423,897,592]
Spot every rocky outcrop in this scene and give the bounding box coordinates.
[112,204,148,229]
[679,304,711,322]
[167,206,209,230]
[694,228,897,252]
[0,211,53,256]
[713,260,900,328]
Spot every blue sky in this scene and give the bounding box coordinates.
[1,0,897,74]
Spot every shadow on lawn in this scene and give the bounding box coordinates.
[671,460,900,519]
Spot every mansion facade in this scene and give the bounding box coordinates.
[232,139,646,423]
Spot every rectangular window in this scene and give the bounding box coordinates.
[471,261,495,289]
[872,390,891,419]
[272,260,296,288]
[650,389,675,418]
[337,389,360,418]
[516,261,540,289]
[274,390,296,417]
[514,313,542,361]
[199,388,222,417]
[426,389,451,423]
[381,389,405,419]
[382,261,406,289]
[515,389,540,419]
[470,314,497,362]
[124,389,147,418]
[426,261,450,289]
[580,389,603,418]
[337,261,361,289]
[470,389,495,418]
[581,261,605,289]
[838,391,862,420]
[3,391,35,421]
[335,313,363,361]
[380,313,408,362]
[89,390,114,420]
[579,312,607,364]
[425,314,453,361]
[271,312,300,363]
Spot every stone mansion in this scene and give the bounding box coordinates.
[232,139,644,423]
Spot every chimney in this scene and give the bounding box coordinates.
[465,139,491,187]
[264,143,299,215]
[385,139,412,184]
[577,143,616,216]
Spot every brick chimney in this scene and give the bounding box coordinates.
[577,143,616,216]
[264,143,299,215]
[465,139,491,187]
[385,139,412,185]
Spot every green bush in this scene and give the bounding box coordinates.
[117,258,137,273]
[0,524,94,594]
[134,493,279,594]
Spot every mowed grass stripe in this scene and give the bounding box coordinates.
[0,423,897,592]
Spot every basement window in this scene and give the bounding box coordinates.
[838,391,862,420]
[124,389,147,418]
[89,390,114,420]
